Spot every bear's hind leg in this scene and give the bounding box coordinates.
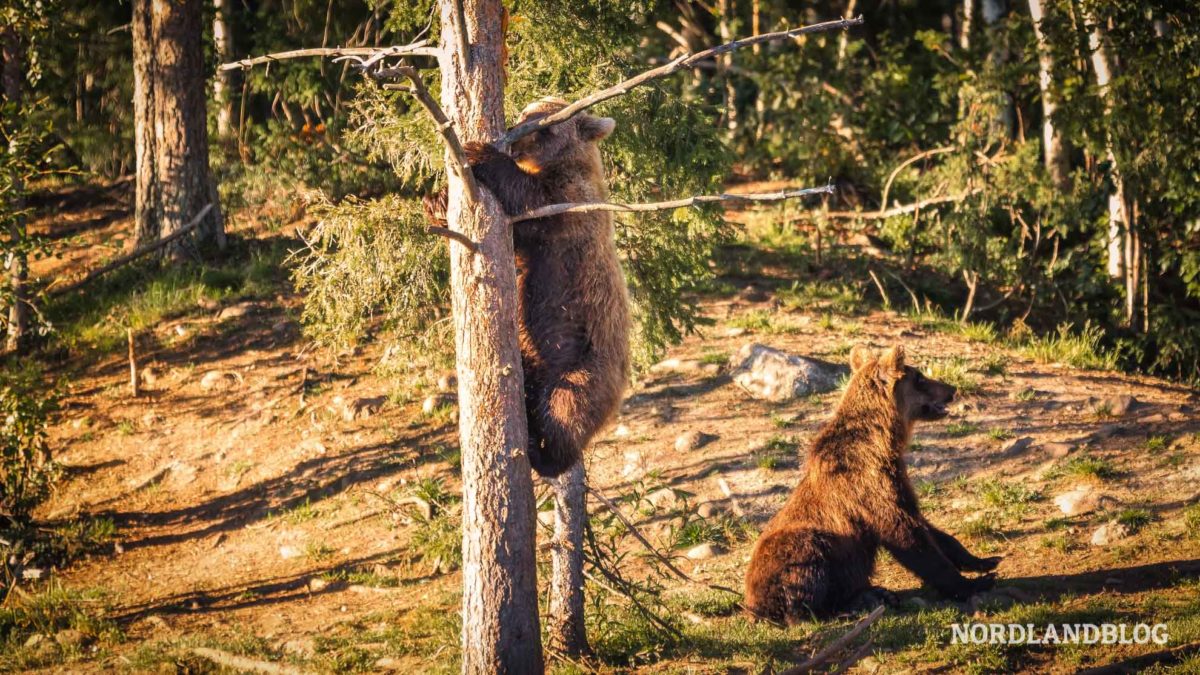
[527,365,620,477]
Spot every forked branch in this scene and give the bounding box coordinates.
[377,65,479,202]
[509,184,835,225]
[498,16,864,146]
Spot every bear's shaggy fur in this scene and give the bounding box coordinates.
[743,345,1000,622]
[426,98,630,477]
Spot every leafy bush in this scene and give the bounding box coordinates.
[0,367,58,521]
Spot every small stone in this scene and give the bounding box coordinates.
[1001,436,1034,456]
[696,502,725,519]
[308,577,329,592]
[1093,394,1138,416]
[723,327,748,338]
[437,373,457,391]
[730,343,847,402]
[24,634,44,648]
[139,367,159,388]
[174,324,190,338]
[279,545,302,560]
[1092,423,1126,440]
[422,394,455,416]
[200,370,239,391]
[283,638,316,657]
[612,424,631,439]
[54,629,88,648]
[650,358,701,374]
[621,450,645,480]
[686,542,723,560]
[1139,413,1167,423]
[1041,441,1076,458]
[217,302,255,320]
[1054,485,1101,516]
[1091,520,1132,546]
[342,395,387,422]
[738,284,768,302]
[375,657,404,670]
[142,411,163,427]
[675,430,716,452]
[648,487,680,510]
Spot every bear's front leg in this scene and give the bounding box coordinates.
[925,522,1002,572]
[881,516,994,601]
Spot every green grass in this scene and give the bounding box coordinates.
[776,279,863,314]
[987,427,1014,442]
[0,584,121,670]
[411,510,462,574]
[699,351,729,366]
[1018,323,1121,371]
[959,321,1000,344]
[1184,503,1200,538]
[305,541,336,561]
[977,479,1039,510]
[1115,508,1153,532]
[1011,387,1038,402]
[753,435,798,470]
[927,357,980,395]
[979,353,1009,376]
[1145,435,1169,452]
[945,420,980,437]
[1047,454,1118,481]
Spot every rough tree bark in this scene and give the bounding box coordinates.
[1027,0,1071,190]
[438,1,544,673]
[212,0,235,139]
[960,0,973,49]
[132,0,224,256]
[980,0,1013,138]
[1081,5,1128,280]
[548,462,590,656]
[2,27,28,354]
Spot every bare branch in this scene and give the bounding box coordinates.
[428,225,480,252]
[509,184,835,225]
[47,204,214,297]
[818,189,981,220]
[879,145,956,210]
[218,40,438,71]
[780,605,885,675]
[498,16,865,146]
[378,66,479,202]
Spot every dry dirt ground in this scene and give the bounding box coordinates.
[14,188,1200,673]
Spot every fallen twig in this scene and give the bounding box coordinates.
[191,647,307,675]
[219,41,437,71]
[780,605,885,674]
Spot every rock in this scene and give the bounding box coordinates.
[1054,485,1102,516]
[1092,394,1138,417]
[436,373,457,392]
[1139,413,1167,423]
[200,370,240,391]
[648,488,680,510]
[308,577,329,592]
[686,543,723,560]
[1091,521,1132,546]
[621,450,645,480]
[730,343,847,402]
[723,327,748,338]
[142,411,164,427]
[271,319,293,334]
[283,638,316,657]
[422,394,455,416]
[279,545,302,560]
[375,657,404,670]
[1091,423,1126,440]
[341,395,387,422]
[217,302,255,320]
[139,367,160,388]
[675,430,717,452]
[1001,436,1034,456]
[650,358,702,374]
[696,502,725,519]
[53,629,87,649]
[1041,441,1076,459]
[738,284,769,302]
[24,634,44,648]
[612,424,631,439]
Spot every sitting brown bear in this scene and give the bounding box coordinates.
[743,345,1000,622]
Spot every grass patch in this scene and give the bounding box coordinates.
[987,428,1014,442]
[927,357,980,395]
[0,584,121,670]
[1114,508,1153,532]
[1018,323,1121,371]
[699,351,729,366]
[776,279,862,314]
[945,420,980,437]
[1184,503,1200,538]
[753,435,798,470]
[1047,454,1117,482]
[1145,435,1169,452]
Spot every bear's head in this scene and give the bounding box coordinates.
[509,97,615,175]
[849,344,956,425]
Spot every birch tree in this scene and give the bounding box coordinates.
[1027,0,1070,190]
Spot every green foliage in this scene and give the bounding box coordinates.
[1019,323,1121,371]
[0,365,58,520]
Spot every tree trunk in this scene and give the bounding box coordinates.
[1081,6,1128,280]
[547,463,590,657]
[438,1,544,673]
[212,0,235,139]
[132,0,224,257]
[960,0,973,50]
[718,0,737,132]
[2,28,28,354]
[1027,0,1071,190]
[981,0,1013,138]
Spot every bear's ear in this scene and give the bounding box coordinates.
[849,345,875,373]
[579,116,616,142]
[880,345,907,376]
